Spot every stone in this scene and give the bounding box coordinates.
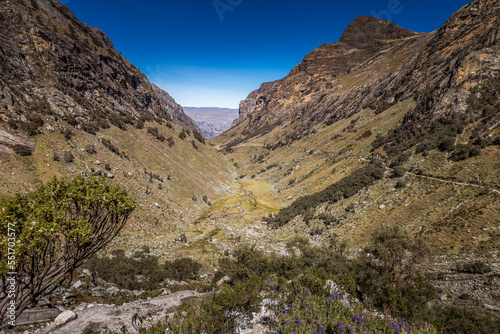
[71,280,84,290]
[217,276,231,287]
[379,204,386,209]
[53,310,77,327]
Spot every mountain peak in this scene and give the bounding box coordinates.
[339,16,417,47]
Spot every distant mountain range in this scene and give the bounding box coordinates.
[183,107,239,139]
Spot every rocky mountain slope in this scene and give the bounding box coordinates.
[183,107,239,138]
[228,0,499,145]
[152,85,200,132]
[214,0,499,255]
[0,0,233,251]
[0,0,199,154]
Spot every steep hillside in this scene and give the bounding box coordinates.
[213,0,500,256]
[152,85,200,132]
[0,0,233,253]
[0,0,199,153]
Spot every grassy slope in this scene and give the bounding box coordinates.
[215,98,500,255]
[0,119,234,256]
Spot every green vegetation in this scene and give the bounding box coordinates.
[11,144,32,156]
[455,261,492,274]
[141,226,445,333]
[269,161,385,227]
[0,177,135,325]
[84,251,202,290]
[193,130,206,144]
[101,138,129,159]
[147,127,166,142]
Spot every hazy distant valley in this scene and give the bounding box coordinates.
[183,107,239,139]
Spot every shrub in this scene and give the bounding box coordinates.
[395,179,407,189]
[85,144,96,154]
[193,131,205,144]
[393,166,407,177]
[191,140,198,149]
[85,248,167,290]
[52,152,60,161]
[179,129,188,140]
[455,261,492,274]
[166,136,174,147]
[0,177,135,321]
[134,119,144,129]
[164,258,201,281]
[60,128,73,140]
[357,225,434,320]
[12,144,32,156]
[63,151,74,163]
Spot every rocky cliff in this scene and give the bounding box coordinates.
[229,0,499,147]
[0,0,199,154]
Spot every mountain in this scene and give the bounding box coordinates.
[214,0,499,255]
[0,0,199,154]
[183,107,239,138]
[152,86,200,132]
[0,0,233,253]
[227,0,499,147]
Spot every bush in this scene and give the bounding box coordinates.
[393,166,407,177]
[12,144,32,156]
[85,248,167,290]
[164,258,201,281]
[85,144,96,154]
[193,131,205,144]
[395,179,407,188]
[455,261,492,274]
[63,151,74,163]
[179,129,188,140]
[0,176,135,321]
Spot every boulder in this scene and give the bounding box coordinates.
[53,310,77,327]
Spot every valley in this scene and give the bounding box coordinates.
[0,0,499,332]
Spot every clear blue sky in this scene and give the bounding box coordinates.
[63,0,471,108]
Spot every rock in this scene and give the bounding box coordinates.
[379,204,386,210]
[71,280,84,290]
[340,299,350,308]
[105,172,114,179]
[53,310,77,327]
[324,280,343,295]
[94,160,101,165]
[484,304,500,312]
[106,286,120,296]
[45,124,55,131]
[82,269,92,277]
[217,276,231,287]
[154,202,160,208]
[0,145,14,154]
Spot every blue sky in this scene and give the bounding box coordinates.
[63,0,471,108]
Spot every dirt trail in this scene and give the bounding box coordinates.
[407,172,500,194]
